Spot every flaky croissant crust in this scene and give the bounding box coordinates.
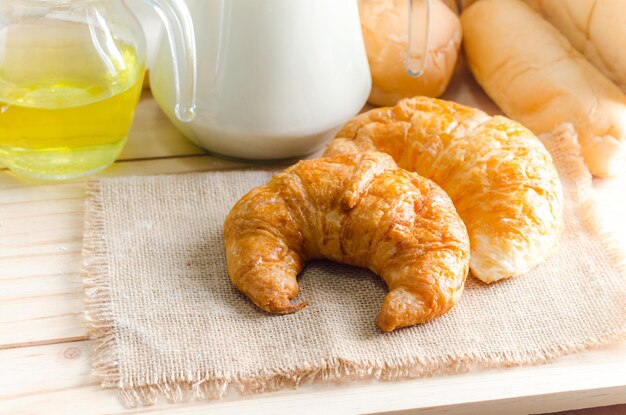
[224,152,470,332]
[325,97,564,283]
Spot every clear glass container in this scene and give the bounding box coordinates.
[0,0,196,180]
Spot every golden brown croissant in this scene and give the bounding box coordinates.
[224,152,470,332]
[324,97,563,283]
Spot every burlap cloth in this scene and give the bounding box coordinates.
[81,125,626,407]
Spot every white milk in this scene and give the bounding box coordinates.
[150,0,371,160]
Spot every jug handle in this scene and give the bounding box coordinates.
[405,0,431,77]
[145,0,197,122]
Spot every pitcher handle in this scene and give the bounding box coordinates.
[145,0,197,122]
[406,0,431,77]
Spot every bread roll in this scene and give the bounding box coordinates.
[361,0,462,106]
[461,0,626,177]
[525,0,626,93]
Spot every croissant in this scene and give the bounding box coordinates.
[324,97,563,283]
[224,152,470,332]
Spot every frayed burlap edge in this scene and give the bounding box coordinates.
[81,181,122,390]
[80,125,626,407]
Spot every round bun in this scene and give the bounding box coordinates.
[360,0,462,106]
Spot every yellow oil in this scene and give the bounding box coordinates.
[0,22,145,180]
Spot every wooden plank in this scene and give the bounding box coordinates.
[0,197,83,222]
[0,273,82,302]
[0,341,93,398]
[0,340,624,415]
[0,228,81,256]
[541,406,626,415]
[0,250,81,280]
[0,293,84,349]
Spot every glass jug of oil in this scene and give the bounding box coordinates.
[0,0,196,180]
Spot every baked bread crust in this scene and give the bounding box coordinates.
[325,97,563,283]
[360,0,462,106]
[526,0,626,93]
[224,151,470,332]
[461,0,626,177]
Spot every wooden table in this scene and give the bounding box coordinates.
[1,82,625,414]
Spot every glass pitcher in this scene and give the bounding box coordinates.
[0,0,196,180]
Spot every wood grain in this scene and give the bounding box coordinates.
[543,405,626,415]
[0,293,84,349]
[0,341,93,399]
[0,340,624,415]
